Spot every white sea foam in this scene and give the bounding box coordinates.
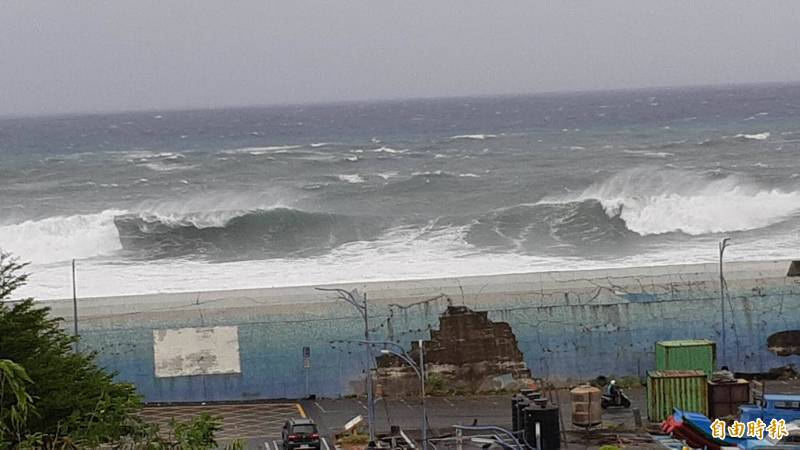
[449,134,496,140]
[376,171,399,180]
[337,174,365,184]
[0,210,125,264]
[458,173,480,178]
[546,168,800,236]
[735,132,770,141]
[370,146,406,154]
[622,150,675,158]
[221,145,302,155]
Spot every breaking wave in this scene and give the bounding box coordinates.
[1,207,385,264]
[0,210,125,264]
[113,208,384,260]
[549,168,800,236]
[463,200,638,256]
[449,134,496,140]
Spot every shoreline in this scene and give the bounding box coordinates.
[33,258,795,320]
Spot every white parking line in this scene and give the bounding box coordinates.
[314,401,327,413]
[356,400,367,411]
[443,398,454,407]
[322,437,330,450]
[273,440,281,450]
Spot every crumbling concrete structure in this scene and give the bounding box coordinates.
[376,305,534,395]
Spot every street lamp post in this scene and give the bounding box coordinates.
[719,237,731,368]
[317,288,376,442]
[381,340,427,450]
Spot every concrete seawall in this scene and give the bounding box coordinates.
[30,260,800,402]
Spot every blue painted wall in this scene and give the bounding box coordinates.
[76,276,800,403]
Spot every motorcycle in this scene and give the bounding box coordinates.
[601,380,631,409]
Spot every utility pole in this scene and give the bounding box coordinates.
[317,288,376,442]
[381,341,428,450]
[419,339,426,450]
[719,237,731,368]
[72,259,79,352]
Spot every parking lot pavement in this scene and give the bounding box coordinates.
[303,395,512,437]
[140,402,309,450]
[304,388,647,437]
[139,387,648,449]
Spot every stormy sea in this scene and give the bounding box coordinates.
[2,83,800,299]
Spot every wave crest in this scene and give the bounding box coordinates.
[0,210,125,264]
[555,168,800,236]
[114,208,383,260]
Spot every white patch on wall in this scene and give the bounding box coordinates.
[153,326,241,378]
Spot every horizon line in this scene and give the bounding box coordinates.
[2,79,800,121]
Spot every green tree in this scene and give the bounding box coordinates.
[0,359,35,447]
[0,252,244,448]
[0,252,141,447]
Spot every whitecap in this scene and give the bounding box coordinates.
[220,145,302,155]
[337,174,365,184]
[370,146,406,154]
[735,132,770,141]
[449,134,496,140]
[622,150,674,158]
[0,210,126,264]
[541,167,800,236]
[376,171,399,180]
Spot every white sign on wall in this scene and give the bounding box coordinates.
[153,326,241,378]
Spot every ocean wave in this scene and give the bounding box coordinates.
[699,131,770,146]
[0,210,125,264]
[220,145,302,155]
[548,168,800,236]
[370,146,407,154]
[735,132,770,141]
[449,134,496,140]
[622,150,674,158]
[463,200,637,256]
[114,208,383,259]
[337,174,365,184]
[376,171,399,180]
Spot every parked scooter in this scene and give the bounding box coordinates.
[601,380,631,409]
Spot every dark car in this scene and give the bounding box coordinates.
[282,418,321,450]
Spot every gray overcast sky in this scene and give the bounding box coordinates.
[2,1,800,116]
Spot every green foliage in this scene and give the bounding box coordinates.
[598,446,621,450]
[0,252,141,447]
[0,359,35,447]
[170,413,220,450]
[0,252,246,448]
[425,373,449,396]
[338,432,370,445]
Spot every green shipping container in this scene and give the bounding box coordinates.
[647,370,708,422]
[655,339,716,376]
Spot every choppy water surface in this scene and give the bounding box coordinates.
[2,84,800,299]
